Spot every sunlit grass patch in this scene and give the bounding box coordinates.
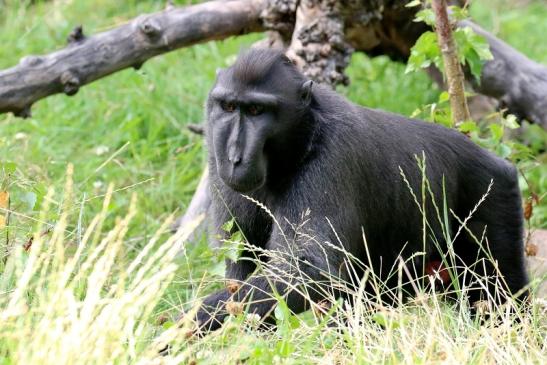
[0,168,203,364]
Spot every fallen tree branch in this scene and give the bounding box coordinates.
[461,20,547,128]
[0,0,265,117]
[171,167,211,243]
[347,14,547,128]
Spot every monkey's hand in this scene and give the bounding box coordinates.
[193,289,232,333]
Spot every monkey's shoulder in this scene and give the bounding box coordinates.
[313,104,515,178]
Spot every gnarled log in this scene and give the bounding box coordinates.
[461,20,547,128]
[286,0,353,86]
[0,0,265,117]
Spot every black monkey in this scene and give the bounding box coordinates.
[196,49,528,331]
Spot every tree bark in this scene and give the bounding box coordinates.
[172,167,211,245]
[461,20,547,128]
[431,0,471,126]
[0,0,265,117]
[285,0,353,85]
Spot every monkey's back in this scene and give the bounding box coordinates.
[303,91,521,265]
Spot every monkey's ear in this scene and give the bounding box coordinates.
[300,80,313,104]
[215,68,224,78]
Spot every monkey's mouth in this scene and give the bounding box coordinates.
[226,180,264,193]
[217,162,265,193]
[225,174,265,193]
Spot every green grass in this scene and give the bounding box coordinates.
[0,0,546,364]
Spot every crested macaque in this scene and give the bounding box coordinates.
[195,49,528,331]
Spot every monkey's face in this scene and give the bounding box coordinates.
[206,86,276,192]
[206,68,310,193]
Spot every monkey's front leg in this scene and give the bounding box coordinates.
[194,289,232,332]
[195,275,288,332]
[194,219,339,333]
[195,257,334,332]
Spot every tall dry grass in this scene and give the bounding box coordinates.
[0,166,545,364]
[0,167,203,364]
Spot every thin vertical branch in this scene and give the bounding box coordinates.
[432,0,471,126]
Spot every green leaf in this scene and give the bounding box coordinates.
[448,5,468,21]
[467,31,494,61]
[288,315,300,330]
[459,121,479,133]
[19,191,37,210]
[221,218,235,233]
[406,0,422,8]
[429,103,437,118]
[410,108,422,118]
[230,230,243,242]
[274,304,286,321]
[489,123,504,141]
[372,312,407,329]
[0,162,16,174]
[433,107,453,128]
[508,142,533,161]
[406,31,442,73]
[465,49,484,82]
[372,312,387,327]
[414,9,436,26]
[275,340,295,358]
[372,312,401,329]
[456,27,493,61]
[453,27,493,82]
[31,183,46,211]
[503,114,520,129]
[220,230,245,262]
[496,143,512,159]
[211,261,226,277]
[438,91,450,103]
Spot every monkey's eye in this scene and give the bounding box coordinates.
[247,104,264,116]
[220,101,236,112]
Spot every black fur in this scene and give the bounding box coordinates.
[196,49,528,331]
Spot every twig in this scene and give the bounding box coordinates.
[432,0,471,126]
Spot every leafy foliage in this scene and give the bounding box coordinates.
[406,31,442,73]
[453,26,494,81]
[406,3,493,82]
[406,0,546,228]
